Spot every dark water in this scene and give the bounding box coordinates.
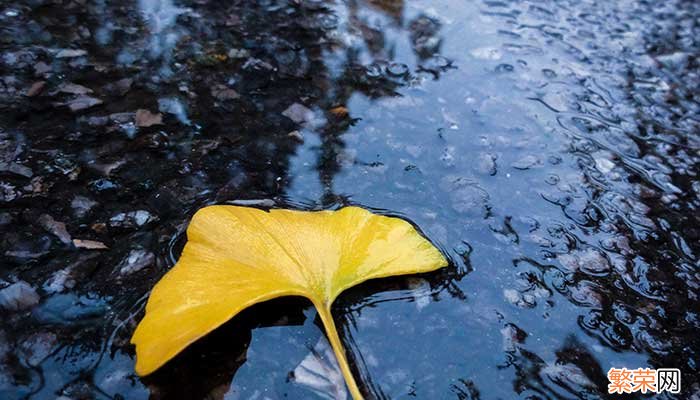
[1,0,699,399]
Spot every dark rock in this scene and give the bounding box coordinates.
[55,49,87,58]
[33,293,107,325]
[43,268,76,294]
[20,332,58,366]
[65,95,103,112]
[71,195,97,217]
[55,82,93,95]
[0,281,40,311]
[38,214,72,245]
[26,81,46,97]
[103,78,133,96]
[118,249,155,275]
[135,109,163,127]
[90,178,119,192]
[0,161,33,178]
[72,239,108,250]
[282,102,314,124]
[109,210,156,228]
[34,62,52,76]
[211,84,239,101]
[0,182,18,202]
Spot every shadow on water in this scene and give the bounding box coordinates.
[144,297,309,400]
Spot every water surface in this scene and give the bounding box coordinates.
[1,0,698,398]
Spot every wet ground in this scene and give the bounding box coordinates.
[1,0,699,399]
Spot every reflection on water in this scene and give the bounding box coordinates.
[0,0,698,398]
[137,0,189,58]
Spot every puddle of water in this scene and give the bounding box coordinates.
[0,0,698,399]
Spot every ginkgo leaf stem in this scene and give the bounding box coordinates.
[315,300,364,400]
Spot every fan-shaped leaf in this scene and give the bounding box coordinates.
[131,206,447,399]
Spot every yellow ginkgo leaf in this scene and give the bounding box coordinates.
[131,205,447,399]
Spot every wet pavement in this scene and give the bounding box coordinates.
[1,0,699,399]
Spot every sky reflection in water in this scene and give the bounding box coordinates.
[0,0,698,399]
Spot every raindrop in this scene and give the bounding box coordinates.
[495,63,514,73]
[542,68,557,78]
[365,63,383,78]
[386,62,409,76]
